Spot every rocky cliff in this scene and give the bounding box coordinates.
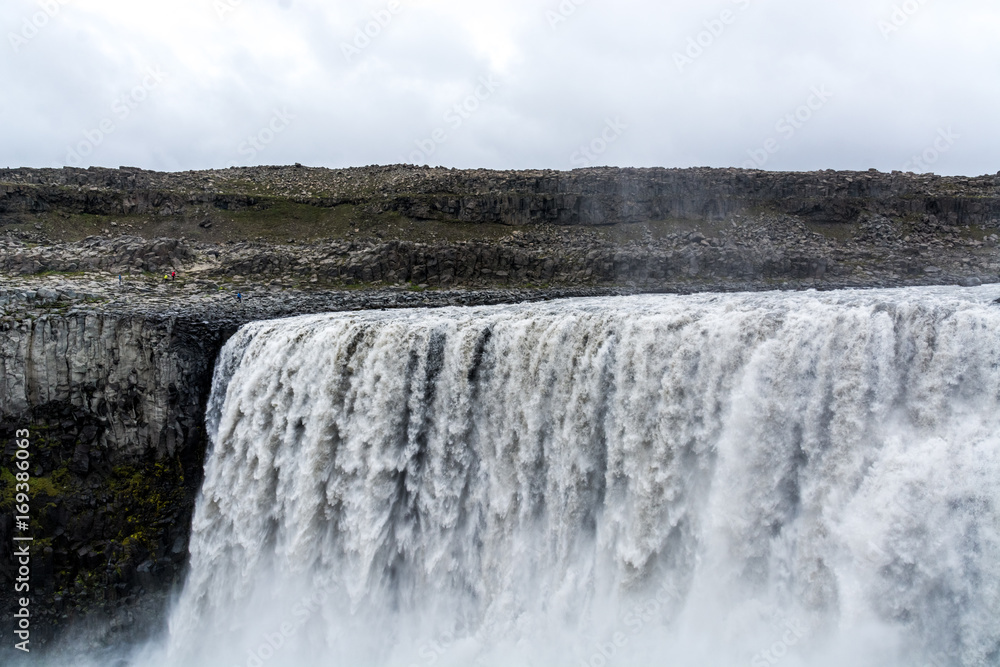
[2,165,1000,228]
[1,164,999,652]
[2,165,999,291]
[0,310,221,647]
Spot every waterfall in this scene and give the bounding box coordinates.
[141,288,1000,667]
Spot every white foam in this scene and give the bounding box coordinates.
[140,287,1000,667]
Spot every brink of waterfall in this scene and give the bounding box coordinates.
[135,288,1000,667]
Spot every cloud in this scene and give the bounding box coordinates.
[1,0,997,175]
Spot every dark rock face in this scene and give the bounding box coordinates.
[0,314,218,460]
[2,215,998,292]
[2,165,999,228]
[0,313,223,648]
[1,236,196,275]
[378,167,1000,227]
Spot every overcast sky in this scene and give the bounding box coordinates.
[1,0,997,175]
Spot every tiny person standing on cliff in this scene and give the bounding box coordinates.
[237,292,242,303]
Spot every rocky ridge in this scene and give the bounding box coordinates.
[2,164,1000,228]
[2,165,999,292]
[2,215,998,293]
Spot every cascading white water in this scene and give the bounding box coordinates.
[137,287,1000,667]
